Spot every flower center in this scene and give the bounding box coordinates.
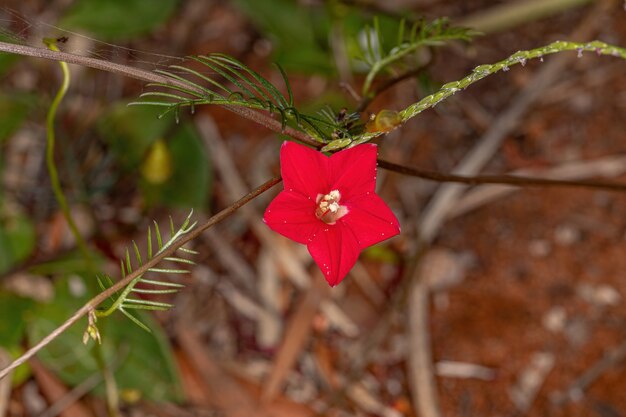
[315,190,348,224]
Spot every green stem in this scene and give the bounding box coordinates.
[93,337,120,417]
[349,40,626,144]
[398,40,626,123]
[361,36,434,97]
[43,39,92,262]
[44,38,119,416]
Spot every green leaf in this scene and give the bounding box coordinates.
[28,253,98,278]
[141,124,212,209]
[6,345,31,386]
[0,33,21,75]
[99,104,173,171]
[0,292,34,348]
[59,0,179,41]
[0,292,34,385]
[28,276,183,402]
[0,208,36,274]
[0,93,38,144]
[363,244,400,264]
[353,17,478,96]
[0,54,18,76]
[232,0,334,74]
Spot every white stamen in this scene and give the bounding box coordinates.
[315,189,348,224]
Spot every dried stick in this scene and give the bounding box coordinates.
[30,358,97,417]
[459,0,591,34]
[0,350,11,417]
[407,280,441,417]
[262,280,327,402]
[447,154,626,219]
[378,160,626,193]
[553,340,626,404]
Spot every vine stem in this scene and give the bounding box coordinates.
[361,33,456,97]
[377,160,626,192]
[0,176,282,381]
[3,40,626,192]
[43,40,93,264]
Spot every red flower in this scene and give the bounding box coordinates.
[263,141,400,286]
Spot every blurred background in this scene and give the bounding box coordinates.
[2,0,626,416]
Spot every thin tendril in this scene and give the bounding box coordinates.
[43,38,92,262]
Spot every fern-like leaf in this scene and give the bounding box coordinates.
[133,54,293,120]
[131,53,352,143]
[95,211,197,332]
[357,17,478,96]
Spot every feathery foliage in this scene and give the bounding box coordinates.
[131,19,476,147]
[356,17,478,96]
[132,53,362,144]
[92,212,197,334]
[132,53,296,124]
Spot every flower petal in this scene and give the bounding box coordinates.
[280,141,330,199]
[263,190,321,245]
[341,193,400,248]
[307,224,361,287]
[329,143,378,199]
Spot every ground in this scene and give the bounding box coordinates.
[2,1,626,416]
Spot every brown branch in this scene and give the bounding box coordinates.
[407,278,441,417]
[553,338,626,404]
[378,159,626,192]
[0,176,281,381]
[356,65,429,112]
[3,40,626,193]
[0,41,317,147]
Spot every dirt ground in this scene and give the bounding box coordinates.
[3,0,626,416]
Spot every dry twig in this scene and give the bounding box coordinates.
[0,350,11,417]
[262,279,328,402]
[407,280,441,417]
[552,340,626,404]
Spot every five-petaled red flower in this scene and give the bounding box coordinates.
[263,141,400,286]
